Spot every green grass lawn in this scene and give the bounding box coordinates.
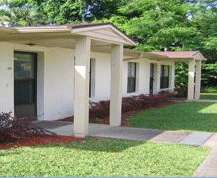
[200,87,217,100]
[129,102,217,132]
[0,138,208,176]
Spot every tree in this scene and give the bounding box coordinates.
[0,0,85,26]
[34,0,84,24]
[84,0,128,21]
[192,5,217,62]
[102,0,202,51]
[0,0,44,26]
[0,0,127,25]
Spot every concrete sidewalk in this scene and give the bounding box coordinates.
[194,134,217,176]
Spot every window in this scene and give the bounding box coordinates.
[89,58,95,98]
[127,62,137,93]
[150,63,155,94]
[160,65,170,89]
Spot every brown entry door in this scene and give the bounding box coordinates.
[14,52,37,119]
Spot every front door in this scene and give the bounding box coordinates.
[14,52,37,118]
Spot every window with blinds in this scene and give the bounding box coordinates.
[127,62,137,93]
[160,65,170,89]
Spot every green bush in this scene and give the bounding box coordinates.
[175,63,188,97]
[175,63,188,88]
[202,63,217,87]
[175,63,217,96]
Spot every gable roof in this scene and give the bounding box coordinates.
[124,49,206,61]
[149,51,206,61]
[69,23,136,46]
[10,23,136,46]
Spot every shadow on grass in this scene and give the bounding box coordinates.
[200,93,217,100]
[0,149,24,157]
[32,137,147,153]
[200,87,217,100]
[0,137,149,153]
[130,102,217,132]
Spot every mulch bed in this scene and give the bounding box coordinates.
[0,135,81,150]
[95,100,177,126]
[122,100,176,126]
[59,100,176,126]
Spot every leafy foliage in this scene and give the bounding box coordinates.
[0,112,53,143]
[0,0,85,25]
[174,63,188,97]
[102,0,201,51]
[202,63,217,87]
[89,94,173,121]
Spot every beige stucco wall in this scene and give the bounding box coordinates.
[0,42,75,120]
[0,42,175,121]
[0,43,14,113]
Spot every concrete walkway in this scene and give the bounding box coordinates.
[35,121,213,146]
[35,121,217,176]
[194,134,217,176]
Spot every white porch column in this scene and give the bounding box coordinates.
[110,44,123,126]
[73,37,91,137]
[170,62,176,92]
[155,63,161,94]
[195,60,202,100]
[187,60,196,100]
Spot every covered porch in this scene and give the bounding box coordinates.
[0,24,136,137]
[150,51,206,100]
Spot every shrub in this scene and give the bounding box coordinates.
[175,63,188,89]
[89,93,173,120]
[0,112,53,143]
[202,63,217,87]
[175,62,217,94]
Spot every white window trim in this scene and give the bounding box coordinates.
[127,62,139,94]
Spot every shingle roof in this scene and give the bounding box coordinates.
[150,51,206,60]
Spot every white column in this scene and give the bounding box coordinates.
[187,60,196,100]
[137,61,144,94]
[195,61,202,100]
[73,37,91,137]
[110,44,123,126]
[144,61,150,95]
[170,62,176,92]
[155,63,161,94]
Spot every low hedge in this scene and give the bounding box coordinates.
[0,113,54,143]
[89,93,173,120]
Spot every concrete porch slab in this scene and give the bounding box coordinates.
[43,122,162,141]
[33,120,72,129]
[89,126,162,141]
